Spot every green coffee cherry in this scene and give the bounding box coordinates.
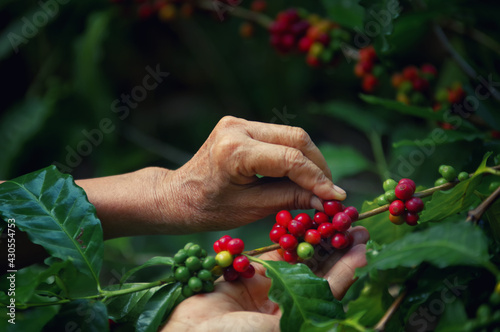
[182,285,194,297]
[184,242,195,251]
[458,171,469,182]
[439,165,457,181]
[384,190,397,203]
[188,277,203,292]
[435,177,448,187]
[185,256,202,271]
[383,179,398,191]
[174,249,189,264]
[197,269,213,281]
[174,266,191,283]
[200,249,208,258]
[489,182,500,193]
[202,281,215,293]
[297,242,314,260]
[187,244,202,257]
[202,256,216,270]
[215,251,233,268]
[376,194,388,206]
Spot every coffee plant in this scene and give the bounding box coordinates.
[2,0,500,331]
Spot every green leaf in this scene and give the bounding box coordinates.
[249,257,345,331]
[360,94,443,121]
[319,143,373,181]
[484,198,500,243]
[346,281,393,326]
[105,283,164,322]
[120,256,175,284]
[135,283,182,332]
[310,101,387,134]
[356,222,491,277]
[44,299,109,332]
[393,130,486,148]
[0,166,103,287]
[434,300,468,332]
[0,302,60,332]
[359,0,401,53]
[322,0,365,29]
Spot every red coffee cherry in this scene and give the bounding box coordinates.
[240,264,255,278]
[389,213,405,225]
[389,200,405,216]
[343,206,359,222]
[213,241,222,253]
[218,235,233,251]
[227,238,245,255]
[323,200,343,217]
[279,234,298,250]
[398,178,416,191]
[404,211,419,226]
[223,266,240,282]
[232,255,250,272]
[270,227,287,243]
[395,183,415,200]
[421,63,437,77]
[331,232,351,249]
[276,210,293,227]
[332,212,352,232]
[283,249,298,263]
[295,213,313,230]
[298,36,313,53]
[403,66,419,81]
[318,222,335,238]
[405,197,424,213]
[314,211,329,225]
[288,220,306,237]
[304,229,321,245]
[362,74,378,93]
[412,77,429,91]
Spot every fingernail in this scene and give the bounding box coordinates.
[310,196,323,211]
[333,185,346,198]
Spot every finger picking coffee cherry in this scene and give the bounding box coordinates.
[343,206,359,222]
[331,232,351,249]
[232,255,250,272]
[389,200,405,216]
[395,183,415,200]
[323,200,343,217]
[332,212,352,232]
[304,229,321,245]
[227,238,245,255]
[318,222,335,238]
[283,249,298,263]
[288,220,306,237]
[389,213,405,225]
[270,227,287,243]
[314,211,329,225]
[279,234,298,250]
[240,264,255,278]
[405,197,424,213]
[276,210,293,227]
[404,211,419,226]
[217,235,233,251]
[295,213,313,229]
[223,266,240,282]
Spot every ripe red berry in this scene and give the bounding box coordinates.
[394,183,415,200]
[276,210,292,227]
[283,249,298,263]
[227,238,245,255]
[269,21,287,34]
[323,200,343,217]
[306,55,320,67]
[421,63,437,77]
[361,60,374,73]
[218,235,233,251]
[213,240,222,253]
[240,264,255,278]
[359,46,376,62]
[304,229,321,245]
[250,0,267,12]
[354,63,365,78]
[314,211,329,225]
[317,32,330,45]
[298,36,313,53]
[398,178,416,191]
[288,220,306,237]
[295,213,312,229]
[318,222,335,238]
[405,197,424,213]
[403,66,419,81]
[412,77,429,91]
[223,266,240,282]
[332,212,352,232]
[362,74,378,93]
[404,211,419,226]
[232,255,250,272]
[389,200,405,216]
[270,227,287,243]
[291,21,310,35]
[331,232,351,249]
[343,206,359,222]
[279,234,298,250]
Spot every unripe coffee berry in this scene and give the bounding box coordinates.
[197,269,213,281]
[202,256,216,270]
[318,222,335,238]
[383,179,398,191]
[384,190,397,203]
[174,249,189,264]
[233,255,250,272]
[405,197,424,213]
[395,183,415,200]
[202,281,215,292]
[276,210,293,227]
[188,277,203,292]
[184,242,195,250]
[389,213,405,225]
[323,200,343,217]
[304,229,321,245]
[389,200,405,216]
[297,242,315,260]
[215,251,233,268]
[332,212,352,232]
[270,227,287,243]
[458,172,469,182]
[434,177,448,186]
[227,238,244,255]
[185,256,202,271]
[187,244,202,257]
[376,194,388,206]
[279,234,298,250]
[288,220,306,237]
[182,285,194,297]
[174,266,191,283]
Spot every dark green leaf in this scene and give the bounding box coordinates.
[44,299,109,332]
[0,302,60,332]
[346,280,393,326]
[105,283,164,322]
[135,283,182,332]
[0,166,103,286]
[322,0,365,29]
[484,198,500,243]
[360,94,442,121]
[356,222,491,277]
[319,143,373,181]
[359,0,401,53]
[434,300,468,332]
[120,256,175,284]
[249,257,345,331]
[393,130,486,148]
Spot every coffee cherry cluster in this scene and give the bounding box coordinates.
[173,242,217,298]
[269,9,350,67]
[213,235,255,281]
[434,164,469,186]
[354,46,379,93]
[391,64,437,106]
[270,201,358,264]
[377,178,424,226]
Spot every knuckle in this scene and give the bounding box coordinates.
[292,127,312,148]
[211,136,241,162]
[283,148,306,170]
[217,115,241,129]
